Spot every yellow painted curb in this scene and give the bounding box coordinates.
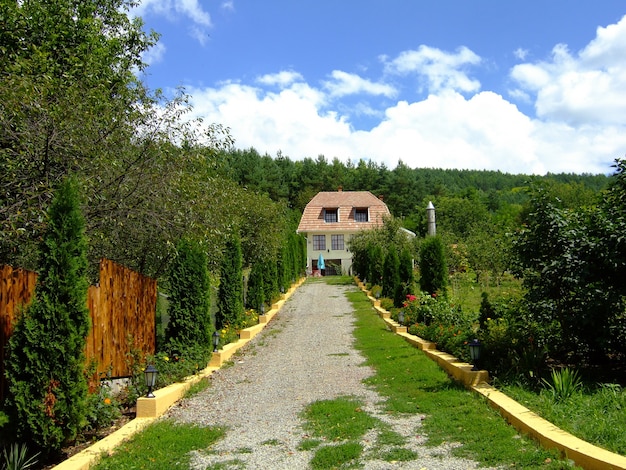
[355,276,626,470]
[473,383,626,470]
[52,418,155,470]
[52,277,305,469]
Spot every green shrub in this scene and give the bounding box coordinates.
[419,236,448,296]
[382,249,400,304]
[84,383,122,432]
[246,261,265,311]
[216,235,244,329]
[5,177,90,456]
[2,443,40,470]
[165,238,212,350]
[542,367,583,402]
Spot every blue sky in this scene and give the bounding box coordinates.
[131,1,626,175]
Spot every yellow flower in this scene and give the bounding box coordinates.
[163,356,169,362]
[103,397,111,405]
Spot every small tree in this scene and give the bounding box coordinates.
[6,177,90,456]
[216,235,244,329]
[165,238,212,350]
[419,236,448,296]
[382,249,401,306]
[246,261,265,311]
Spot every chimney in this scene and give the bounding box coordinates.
[378,194,384,201]
[337,186,343,192]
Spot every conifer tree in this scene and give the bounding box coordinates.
[6,177,90,456]
[246,261,265,311]
[419,236,448,296]
[216,235,244,329]
[165,238,211,350]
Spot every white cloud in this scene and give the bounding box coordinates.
[141,42,166,67]
[514,48,529,60]
[221,1,235,12]
[511,14,626,126]
[256,71,304,87]
[384,45,481,94]
[131,0,212,42]
[323,71,397,98]
[180,16,626,176]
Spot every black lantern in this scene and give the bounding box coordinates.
[468,339,482,371]
[398,310,405,325]
[144,364,158,398]
[212,330,220,352]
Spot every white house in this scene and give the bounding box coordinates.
[296,190,390,275]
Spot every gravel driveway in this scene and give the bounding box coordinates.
[166,280,496,469]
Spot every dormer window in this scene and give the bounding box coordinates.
[324,208,338,223]
[354,208,369,222]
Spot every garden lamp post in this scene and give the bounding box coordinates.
[144,364,158,398]
[398,310,405,325]
[468,339,482,371]
[213,330,220,352]
[260,304,265,315]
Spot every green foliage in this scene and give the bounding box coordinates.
[165,238,212,350]
[302,397,378,441]
[310,442,362,470]
[542,368,583,403]
[5,178,90,456]
[382,248,401,306]
[1,443,40,470]
[418,236,448,296]
[91,420,225,470]
[503,382,626,455]
[348,289,565,468]
[245,261,265,310]
[513,175,626,362]
[216,235,244,330]
[84,383,122,433]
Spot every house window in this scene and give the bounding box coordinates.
[324,208,338,223]
[331,234,344,250]
[355,208,369,222]
[313,235,326,250]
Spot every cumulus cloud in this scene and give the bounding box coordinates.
[511,14,626,126]
[256,71,304,87]
[384,45,482,94]
[323,71,397,98]
[177,16,626,175]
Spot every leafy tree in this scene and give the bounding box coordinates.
[164,238,212,350]
[513,177,626,361]
[0,0,157,268]
[5,178,90,456]
[419,236,448,296]
[216,235,244,329]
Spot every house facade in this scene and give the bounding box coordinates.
[296,190,390,275]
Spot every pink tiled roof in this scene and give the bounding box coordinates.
[297,191,390,233]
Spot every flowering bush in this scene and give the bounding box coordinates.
[403,292,476,361]
[84,381,121,432]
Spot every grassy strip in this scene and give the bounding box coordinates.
[91,420,225,469]
[501,382,626,455]
[346,286,578,469]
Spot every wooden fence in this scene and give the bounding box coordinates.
[0,259,156,402]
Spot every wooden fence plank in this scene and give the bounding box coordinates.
[0,260,157,402]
